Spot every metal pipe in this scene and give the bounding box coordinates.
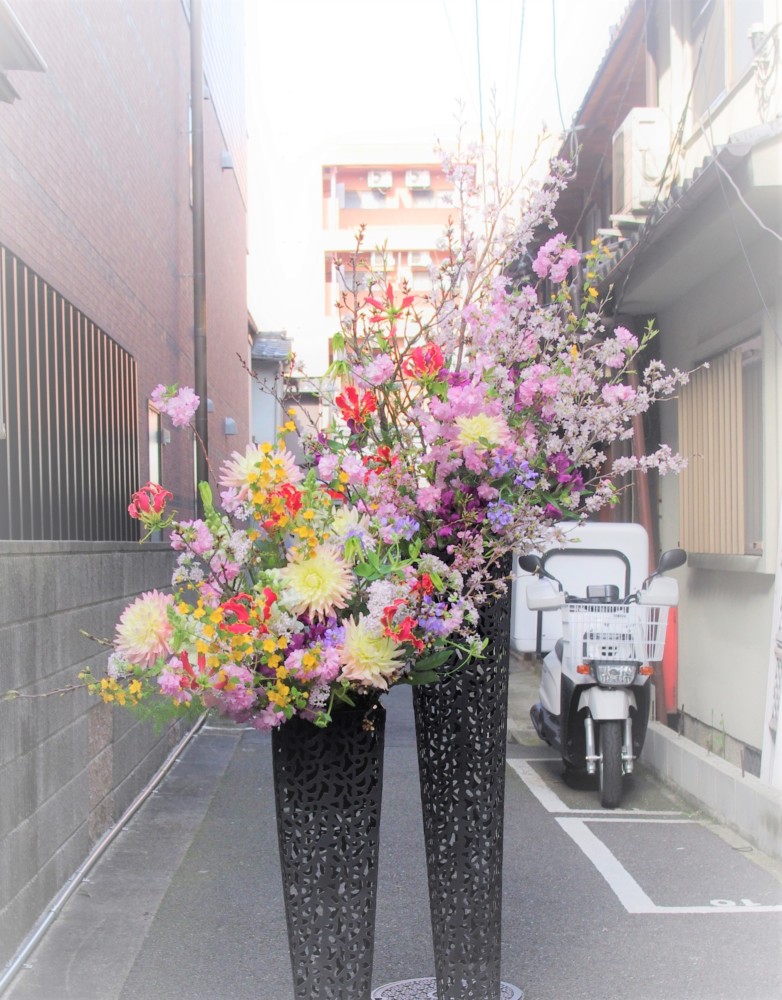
[190,0,208,511]
[0,715,208,996]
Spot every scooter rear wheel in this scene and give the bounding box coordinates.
[598,720,623,809]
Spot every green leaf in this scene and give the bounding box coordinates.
[413,648,455,672]
[198,480,214,511]
[406,670,440,686]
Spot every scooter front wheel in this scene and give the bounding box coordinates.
[598,720,623,809]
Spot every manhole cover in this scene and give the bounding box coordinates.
[372,979,523,1000]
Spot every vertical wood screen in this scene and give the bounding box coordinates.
[679,348,745,554]
[0,245,139,541]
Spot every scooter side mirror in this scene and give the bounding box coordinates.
[656,548,687,574]
[518,554,543,576]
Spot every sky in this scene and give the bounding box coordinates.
[245,0,630,374]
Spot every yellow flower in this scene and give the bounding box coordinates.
[277,544,354,619]
[588,287,599,298]
[339,617,405,691]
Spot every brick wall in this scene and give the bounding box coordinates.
[0,0,248,966]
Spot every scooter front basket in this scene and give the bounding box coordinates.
[561,603,669,667]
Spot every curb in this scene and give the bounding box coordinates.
[643,721,782,862]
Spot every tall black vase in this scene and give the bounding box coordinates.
[412,576,512,1000]
[272,702,386,1000]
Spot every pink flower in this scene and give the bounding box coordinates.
[614,326,638,350]
[151,384,200,427]
[601,384,636,403]
[251,706,285,731]
[115,590,173,667]
[170,519,213,556]
[359,354,396,386]
[166,386,200,427]
[317,453,340,481]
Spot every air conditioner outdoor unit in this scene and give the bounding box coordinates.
[612,107,669,216]
[405,169,431,189]
[367,169,393,189]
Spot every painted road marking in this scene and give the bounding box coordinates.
[557,816,782,915]
[508,758,680,815]
[508,758,782,915]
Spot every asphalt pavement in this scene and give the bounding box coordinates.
[3,656,782,1000]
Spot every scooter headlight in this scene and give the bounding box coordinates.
[594,662,637,686]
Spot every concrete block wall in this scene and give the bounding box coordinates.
[645,721,782,862]
[0,542,184,969]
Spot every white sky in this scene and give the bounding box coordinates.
[246,0,630,374]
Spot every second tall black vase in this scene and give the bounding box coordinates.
[412,576,512,1000]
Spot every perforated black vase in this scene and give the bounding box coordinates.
[272,702,386,1000]
[412,574,512,1000]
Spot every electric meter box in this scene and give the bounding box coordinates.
[511,522,650,655]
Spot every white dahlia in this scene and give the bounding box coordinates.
[219,443,303,500]
[277,544,354,620]
[454,412,510,450]
[339,616,405,691]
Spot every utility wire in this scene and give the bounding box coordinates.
[508,0,527,173]
[551,0,566,132]
[475,0,484,140]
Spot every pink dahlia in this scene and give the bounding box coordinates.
[114,590,174,667]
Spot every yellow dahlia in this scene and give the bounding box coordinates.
[219,443,303,500]
[455,412,510,450]
[339,616,405,691]
[277,544,353,620]
[114,590,173,667]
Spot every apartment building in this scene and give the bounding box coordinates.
[0,0,248,966]
[322,144,455,361]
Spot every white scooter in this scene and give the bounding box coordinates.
[520,546,686,808]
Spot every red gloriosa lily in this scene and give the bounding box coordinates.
[336,385,378,426]
[402,343,444,379]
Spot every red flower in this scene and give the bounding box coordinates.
[381,601,424,652]
[336,385,377,427]
[411,573,435,596]
[363,445,398,476]
[128,482,172,519]
[365,283,415,317]
[402,343,444,379]
[220,593,255,634]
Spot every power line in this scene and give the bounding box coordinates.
[508,0,526,171]
[475,0,484,139]
[551,0,566,132]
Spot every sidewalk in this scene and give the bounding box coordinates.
[3,658,781,1000]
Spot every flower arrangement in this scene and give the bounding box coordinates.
[80,139,689,731]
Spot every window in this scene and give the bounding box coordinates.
[678,338,762,555]
[0,245,139,540]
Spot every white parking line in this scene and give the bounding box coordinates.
[507,758,680,815]
[557,816,782,915]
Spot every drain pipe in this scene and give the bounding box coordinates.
[0,714,208,996]
[190,0,209,511]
